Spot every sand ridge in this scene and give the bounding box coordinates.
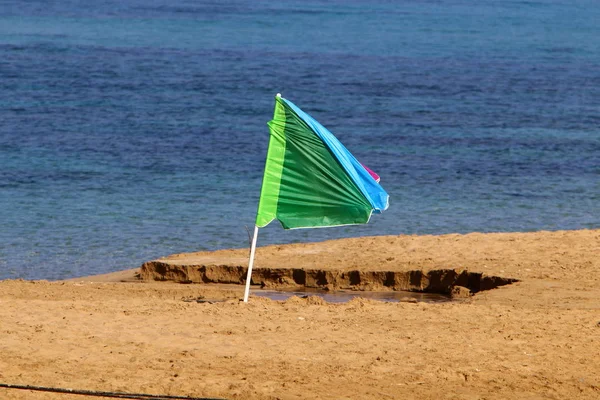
[144,229,600,286]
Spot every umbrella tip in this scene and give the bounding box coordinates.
[276,93,281,98]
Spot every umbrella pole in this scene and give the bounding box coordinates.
[243,225,259,303]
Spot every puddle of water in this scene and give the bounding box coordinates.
[253,287,451,303]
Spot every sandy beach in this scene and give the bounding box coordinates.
[1,229,599,399]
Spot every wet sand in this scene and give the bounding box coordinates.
[1,229,599,399]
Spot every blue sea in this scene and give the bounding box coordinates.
[1,0,598,280]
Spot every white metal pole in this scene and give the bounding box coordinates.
[243,225,259,303]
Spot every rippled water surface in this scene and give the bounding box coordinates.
[1,0,599,280]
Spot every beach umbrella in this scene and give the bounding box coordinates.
[243,94,389,302]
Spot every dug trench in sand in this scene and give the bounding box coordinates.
[140,229,583,296]
[141,262,517,298]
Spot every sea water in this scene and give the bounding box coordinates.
[1,0,598,280]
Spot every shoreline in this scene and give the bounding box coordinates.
[64,267,142,283]
[68,228,598,285]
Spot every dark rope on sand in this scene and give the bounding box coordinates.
[0,383,226,400]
